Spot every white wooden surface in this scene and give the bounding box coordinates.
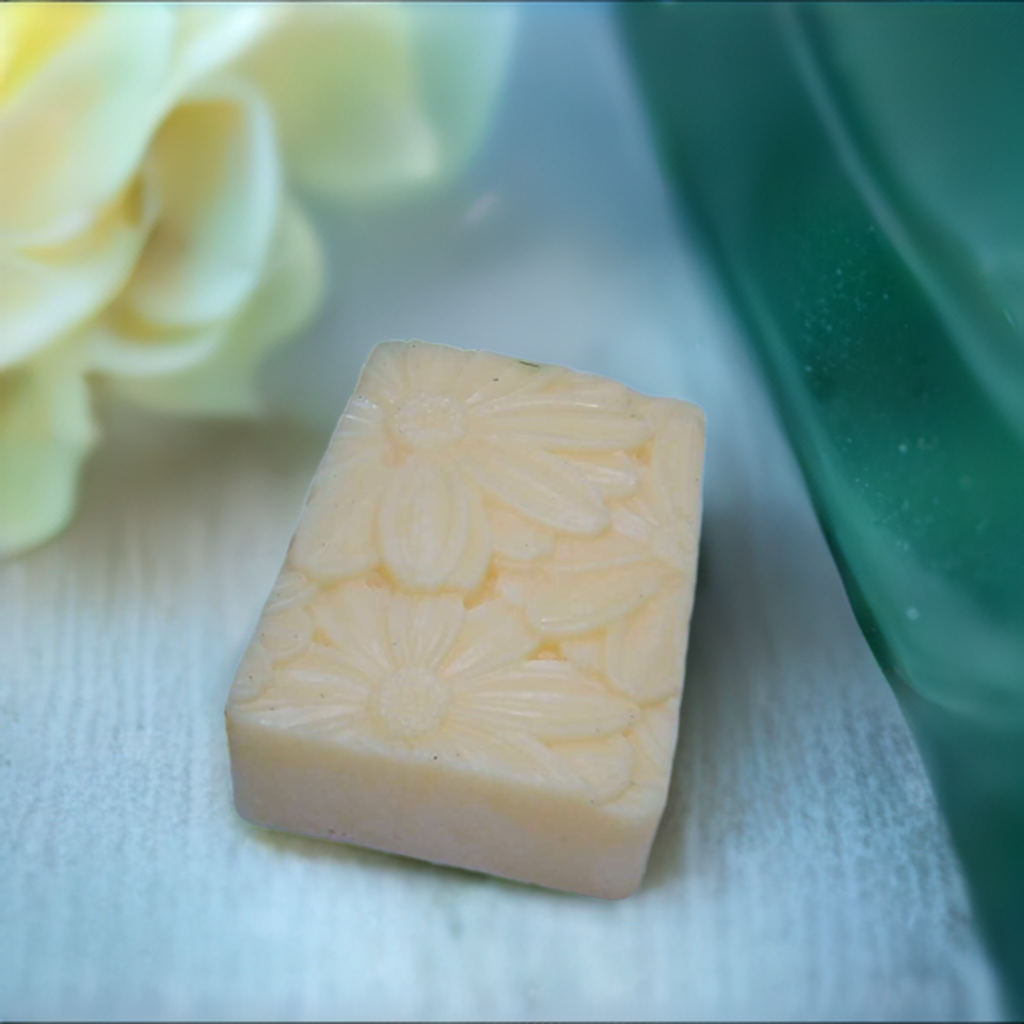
[0,7,1006,1020]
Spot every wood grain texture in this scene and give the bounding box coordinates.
[0,6,1006,1019]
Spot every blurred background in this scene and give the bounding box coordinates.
[1,3,1021,1019]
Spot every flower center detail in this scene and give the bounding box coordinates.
[377,667,451,738]
[651,522,693,571]
[389,394,466,451]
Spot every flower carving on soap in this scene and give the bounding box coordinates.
[290,341,652,593]
[516,398,705,705]
[236,342,705,811]
[243,582,642,803]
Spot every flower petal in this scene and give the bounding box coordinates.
[278,643,374,706]
[387,593,464,671]
[611,497,658,546]
[258,604,313,666]
[630,698,681,788]
[124,85,281,330]
[493,568,532,609]
[310,580,393,678]
[526,561,666,637]
[244,4,517,202]
[606,698,681,818]
[550,531,651,572]
[606,582,691,705]
[442,599,538,681]
[243,644,370,735]
[0,4,176,243]
[229,642,274,704]
[444,477,492,593]
[292,450,387,585]
[646,399,706,521]
[355,341,409,411]
[463,441,609,536]
[206,197,324,359]
[400,340,470,396]
[266,569,316,613]
[474,397,651,454]
[488,503,555,563]
[452,351,558,407]
[317,436,387,492]
[560,634,605,677]
[238,4,439,202]
[562,452,639,500]
[549,372,635,410]
[378,458,470,591]
[399,3,518,183]
[242,703,363,739]
[0,345,96,557]
[86,319,224,379]
[552,735,634,804]
[103,199,325,415]
[291,455,387,584]
[452,661,637,741]
[162,5,277,106]
[421,720,580,790]
[0,178,154,370]
[333,395,387,447]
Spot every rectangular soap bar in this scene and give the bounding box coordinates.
[226,341,705,899]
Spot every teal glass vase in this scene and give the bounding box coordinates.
[617,3,1024,1012]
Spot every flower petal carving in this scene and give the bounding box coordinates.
[563,452,639,500]
[451,661,637,741]
[442,599,539,679]
[525,560,667,637]
[258,603,312,664]
[378,458,471,591]
[231,641,273,704]
[311,580,392,678]
[473,397,651,454]
[555,735,634,805]
[291,454,386,582]
[463,440,609,535]
[386,592,464,670]
[489,504,556,563]
[606,581,691,705]
[230,342,705,811]
[444,479,492,593]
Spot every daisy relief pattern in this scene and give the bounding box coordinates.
[229,341,705,814]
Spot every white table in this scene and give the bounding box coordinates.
[0,7,1005,1020]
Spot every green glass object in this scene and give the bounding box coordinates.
[618,2,1024,1012]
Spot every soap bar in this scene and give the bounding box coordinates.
[225,341,705,898]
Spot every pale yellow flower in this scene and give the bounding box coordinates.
[104,196,325,417]
[290,341,654,593]
[0,340,95,557]
[83,81,323,413]
[0,4,273,364]
[0,3,518,554]
[237,3,517,202]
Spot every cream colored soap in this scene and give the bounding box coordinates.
[226,341,705,898]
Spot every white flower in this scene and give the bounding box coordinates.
[0,4,518,555]
[236,577,643,805]
[236,3,517,203]
[82,80,324,415]
[0,5,274,365]
[291,341,654,593]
